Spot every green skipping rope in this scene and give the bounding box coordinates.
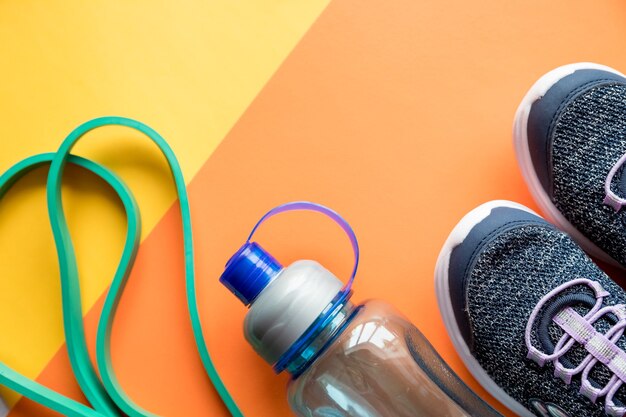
[0,117,242,417]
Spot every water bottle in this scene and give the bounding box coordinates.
[0,396,7,417]
[219,202,502,417]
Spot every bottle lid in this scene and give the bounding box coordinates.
[219,241,282,306]
[219,201,360,373]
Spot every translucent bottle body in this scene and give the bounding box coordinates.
[0,396,6,417]
[287,300,500,417]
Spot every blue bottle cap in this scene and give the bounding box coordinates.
[219,242,283,306]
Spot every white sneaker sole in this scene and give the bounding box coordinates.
[513,62,626,269]
[435,200,539,417]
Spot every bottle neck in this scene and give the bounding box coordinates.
[285,301,357,377]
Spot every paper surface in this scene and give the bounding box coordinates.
[3,1,626,416]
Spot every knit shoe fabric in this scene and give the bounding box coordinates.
[437,201,626,417]
[515,63,626,267]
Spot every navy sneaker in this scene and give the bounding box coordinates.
[436,200,626,417]
[514,63,626,268]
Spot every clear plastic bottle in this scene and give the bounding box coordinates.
[0,395,6,417]
[220,244,502,417]
[286,299,499,417]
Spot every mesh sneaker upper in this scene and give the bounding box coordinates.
[550,82,626,264]
[466,223,626,416]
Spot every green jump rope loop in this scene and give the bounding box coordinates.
[0,117,242,417]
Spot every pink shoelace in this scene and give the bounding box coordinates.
[526,278,626,417]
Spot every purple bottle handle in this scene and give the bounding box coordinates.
[247,201,359,296]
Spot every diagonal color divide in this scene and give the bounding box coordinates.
[6,0,626,416]
[0,0,330,409]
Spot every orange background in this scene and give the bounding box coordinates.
[4,1,626,416]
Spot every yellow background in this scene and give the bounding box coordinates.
[0,0,329,406]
